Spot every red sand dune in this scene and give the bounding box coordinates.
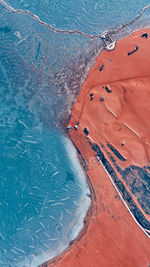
[44,28,150,267]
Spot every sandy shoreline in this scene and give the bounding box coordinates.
[42,28,150,267]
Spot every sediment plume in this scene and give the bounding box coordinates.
[43,28,150,267]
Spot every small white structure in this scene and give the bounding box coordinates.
[101,31,116,51]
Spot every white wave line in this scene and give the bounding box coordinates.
[0,0,101,39]
[110,4,150,34]
[105,101,118,118]
[124,122,140,138]
[0,0,150,39]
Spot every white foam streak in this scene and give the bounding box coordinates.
[0,0,150,39]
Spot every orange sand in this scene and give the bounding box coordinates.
[43,29,150,267]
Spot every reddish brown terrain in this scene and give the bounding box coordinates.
[43,28,150,267]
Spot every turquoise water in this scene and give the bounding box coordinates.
[0,0,150,266]
[5,0,150,34]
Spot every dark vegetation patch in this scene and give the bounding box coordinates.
[101,144,150,216]
[128,46,139,56]
[84,128,89,135]
[107,143,126,161]
[89,141,150,229]
[141,32,148,38]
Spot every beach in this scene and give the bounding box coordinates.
[43,28,150,267]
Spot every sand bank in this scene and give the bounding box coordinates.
[43,28,150,267]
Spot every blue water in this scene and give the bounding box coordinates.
[0,0,150,266]
[5,0,150,34]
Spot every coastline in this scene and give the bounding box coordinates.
[42,27,150,267]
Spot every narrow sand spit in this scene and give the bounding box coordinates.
[43,28,150,267]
